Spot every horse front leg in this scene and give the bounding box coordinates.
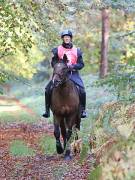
[64,117,76,160]
[54,115,64,154]
[60,120,67,150]
[64,129,73,160]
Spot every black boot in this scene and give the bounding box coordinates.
[79,88,87,118]
[42,91,50,118]
[42,81,52,118]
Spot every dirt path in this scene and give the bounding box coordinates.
[0,96,92,179]
[0,96,37,116]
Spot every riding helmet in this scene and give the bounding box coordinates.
[61,30,73,38]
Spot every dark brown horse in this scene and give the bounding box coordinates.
[51,54,81,160]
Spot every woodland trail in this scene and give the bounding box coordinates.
[0,96,92,180]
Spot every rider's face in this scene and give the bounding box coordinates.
[63,35,71,44]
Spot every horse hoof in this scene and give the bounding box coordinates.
[64,155,72,161]
[56,146,64,154]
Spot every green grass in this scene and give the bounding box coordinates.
[0,111,38,124]
[9,140,35,157]
[39,135,56,155]
[88,165,102,180]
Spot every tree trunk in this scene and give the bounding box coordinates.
[100,8,109,78]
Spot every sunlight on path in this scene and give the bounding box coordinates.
[0,105,21,112]
[0,96,37,116]
[0,96,22,112]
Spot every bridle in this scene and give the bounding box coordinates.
[52,70,69,87]
[52,63,73,87]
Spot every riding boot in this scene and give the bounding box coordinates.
[42,91,51,118]
[79,88,87,118]
[42,81,52,118]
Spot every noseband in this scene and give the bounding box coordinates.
[52,62,74,87]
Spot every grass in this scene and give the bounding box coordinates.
[88,165,102,180]
[39,135,56,155]
[0,110,38,124]
[0,94,39,124]
[9,140,35,157]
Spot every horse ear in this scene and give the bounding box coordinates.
[63,54,68,64]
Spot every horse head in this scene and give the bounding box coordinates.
[52,54,69,87]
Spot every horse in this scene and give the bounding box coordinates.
[51,54,81,160]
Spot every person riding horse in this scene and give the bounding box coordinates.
[43,30,87,118]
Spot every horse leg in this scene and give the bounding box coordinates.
[64,117,76,160]
[64,129,73,160]
[60,120,67,150]
[54,115,64,154]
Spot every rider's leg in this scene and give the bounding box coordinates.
[42,80,53,118]
[79,87,87,118]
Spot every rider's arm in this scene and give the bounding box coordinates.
[51,48,59,67]
[72,48,84,70]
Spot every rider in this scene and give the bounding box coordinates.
[43,30,87,118]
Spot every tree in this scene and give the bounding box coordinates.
[89,0,135,78]
[100,8,109,78]
[59,0,135,77]
[0,0,67,82]
[1,0,135,82]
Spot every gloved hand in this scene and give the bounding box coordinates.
[68,64,74,71]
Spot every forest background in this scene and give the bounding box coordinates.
[0,0,135,179]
